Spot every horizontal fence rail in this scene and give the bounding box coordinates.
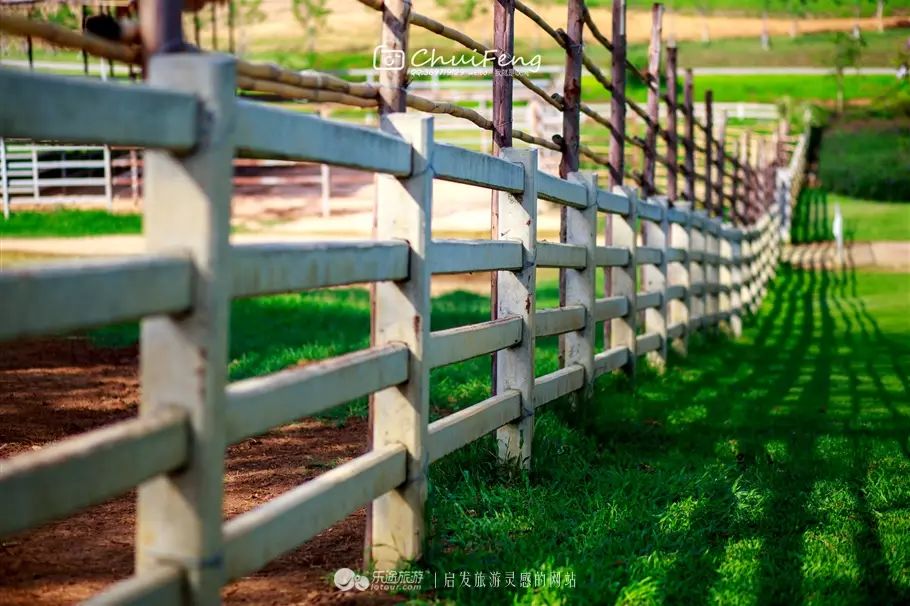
[0,0,808,602]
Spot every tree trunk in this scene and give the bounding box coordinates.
[761,11,770,49]
[876,0,884,33]
[790,17,799,39]
[700,9,710,44]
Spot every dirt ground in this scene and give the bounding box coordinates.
[242,1,908,54]
[0,339,401,605]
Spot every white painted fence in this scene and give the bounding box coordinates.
[0,55,805,605]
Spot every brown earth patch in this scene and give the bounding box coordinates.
[0,338,400,605]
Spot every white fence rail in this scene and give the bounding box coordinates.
[0,56,806,605]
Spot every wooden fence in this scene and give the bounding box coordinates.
[0,1,810,604]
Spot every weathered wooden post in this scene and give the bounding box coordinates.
[741,130,751,222]
[606,0,627,348]
[491,0,515,385]
[715,111,726,220]
[371,114,433,570]
[138,53,235,605]
[683,69,695,204]
[665,42,678,202]
[643,3,663,197]
[611,187,637,378]
[565,171,597,398]
[559,0,584,368]
[496,148,538,469]
[560,0,583,180]
[704,89,713,215]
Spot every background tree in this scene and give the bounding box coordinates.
[291,0,330,67]
[434,0,483,23]
[832,30,866,113]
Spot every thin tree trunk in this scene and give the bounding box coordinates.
[789,17,799,39]
[700,9,710,44]
[761,11,770,49]
[876,0,884,33]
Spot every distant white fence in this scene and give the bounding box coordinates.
[0,55,806,605]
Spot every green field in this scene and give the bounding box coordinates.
[793,190,910,243]
[0,209,141,238]
[86,263,910,604]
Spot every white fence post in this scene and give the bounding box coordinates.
[496,148,537,469]
[718,225,732,332]
[1,137,8,219]
[103,144,113,212]
[729,227,743,337]
[370,114,433,570]
[611,186,637,378]
[689,211,706,333]
[643,197,668,369]
[137,53,235,605]
[565,171,597,399]
[706,219,720,329]
[669,203,691,354]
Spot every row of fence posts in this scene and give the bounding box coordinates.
[363,0,788,574]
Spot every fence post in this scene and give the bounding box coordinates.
[643,3,663,197]
[606,0,627,350]
[740,130,751,223]
[565,171,597,400]
[496,148,537,469]
[689,211,706,333]
[729,227,743,337]
[378,0,409,114]
[1,137,8,219]
[704,89,713,215]
[665,43,678,202]
[559,0,584,369]
[669,202,691,354]
[611,187,638,377]
[718,224,732,332]
[609,0,627,190]
[643,197,668,369]
[491,0,515,388]
[369,0,410,562]
[715,111,726,220]
[371,114,433,570]
[137,53,235,605]
[683,69,695,204]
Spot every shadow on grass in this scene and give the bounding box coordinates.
[423,259,910,605]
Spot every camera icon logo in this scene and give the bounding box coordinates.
[373,45,406,71]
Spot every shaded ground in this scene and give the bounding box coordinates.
[0,339,392,605]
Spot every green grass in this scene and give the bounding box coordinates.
[0,209,141,238]
[607,1,910,19]
[88,264,910,603]
[818,118,910,202]
[793,189,910,243]
[422,266,910,604]
[581,73,904,104]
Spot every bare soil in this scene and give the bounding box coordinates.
[0,338,401,605]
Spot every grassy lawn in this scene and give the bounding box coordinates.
[88,264,910,603]
[793,190,910,243]
[0,209,141,238]
[423,265,910,604]
[581,73,903,104]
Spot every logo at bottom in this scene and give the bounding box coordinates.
[334,568,370,591]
